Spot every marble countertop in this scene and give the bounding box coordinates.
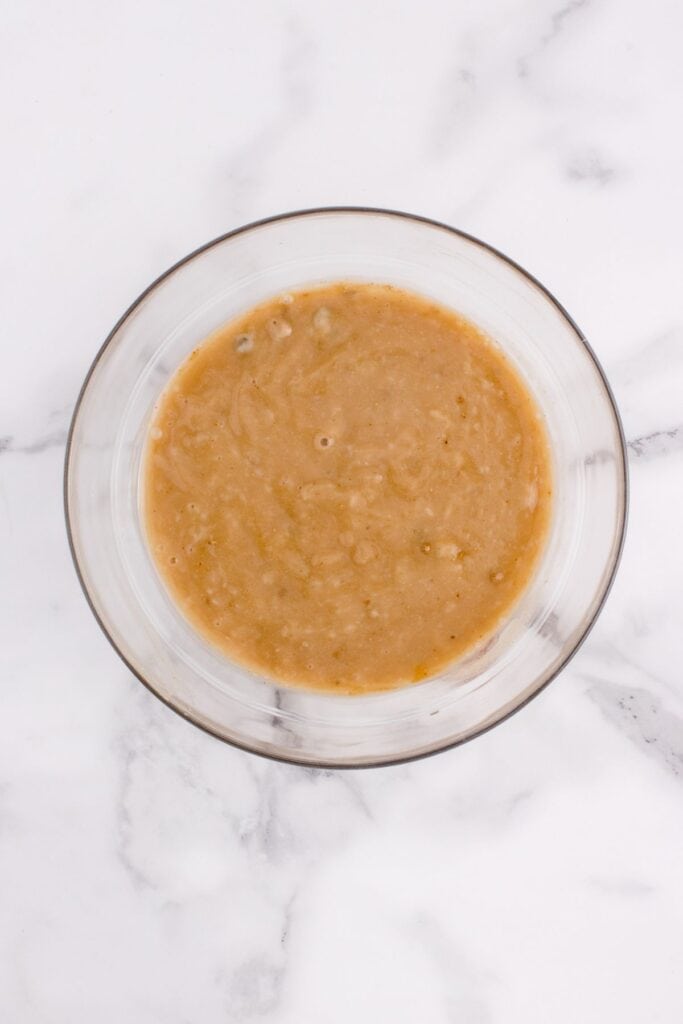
[3,0,682,1020]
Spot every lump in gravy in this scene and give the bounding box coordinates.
[144,283,552,693]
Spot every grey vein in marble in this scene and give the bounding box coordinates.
[615,327,683,375]
[222,19,313,214]
[627,425,683,461]
[431,64,478,158]
[585,876,656,898]
[518,0,590,77]
[566,151,618,185]
[586,680,683,778]
[0,429,68,456]
[223,953,286,1020]
[239,767,286,862]
[411,913,493,1023]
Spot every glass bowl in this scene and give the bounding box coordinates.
[64,208,627,767]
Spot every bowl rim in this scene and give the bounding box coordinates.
[63,205,629,769]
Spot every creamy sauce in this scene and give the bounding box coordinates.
[144,283,552,693]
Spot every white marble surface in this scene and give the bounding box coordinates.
[2,0,682,1019]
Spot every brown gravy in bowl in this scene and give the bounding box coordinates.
[144,283,552,693]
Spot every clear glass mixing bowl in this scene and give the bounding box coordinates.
[65,208,627,767]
